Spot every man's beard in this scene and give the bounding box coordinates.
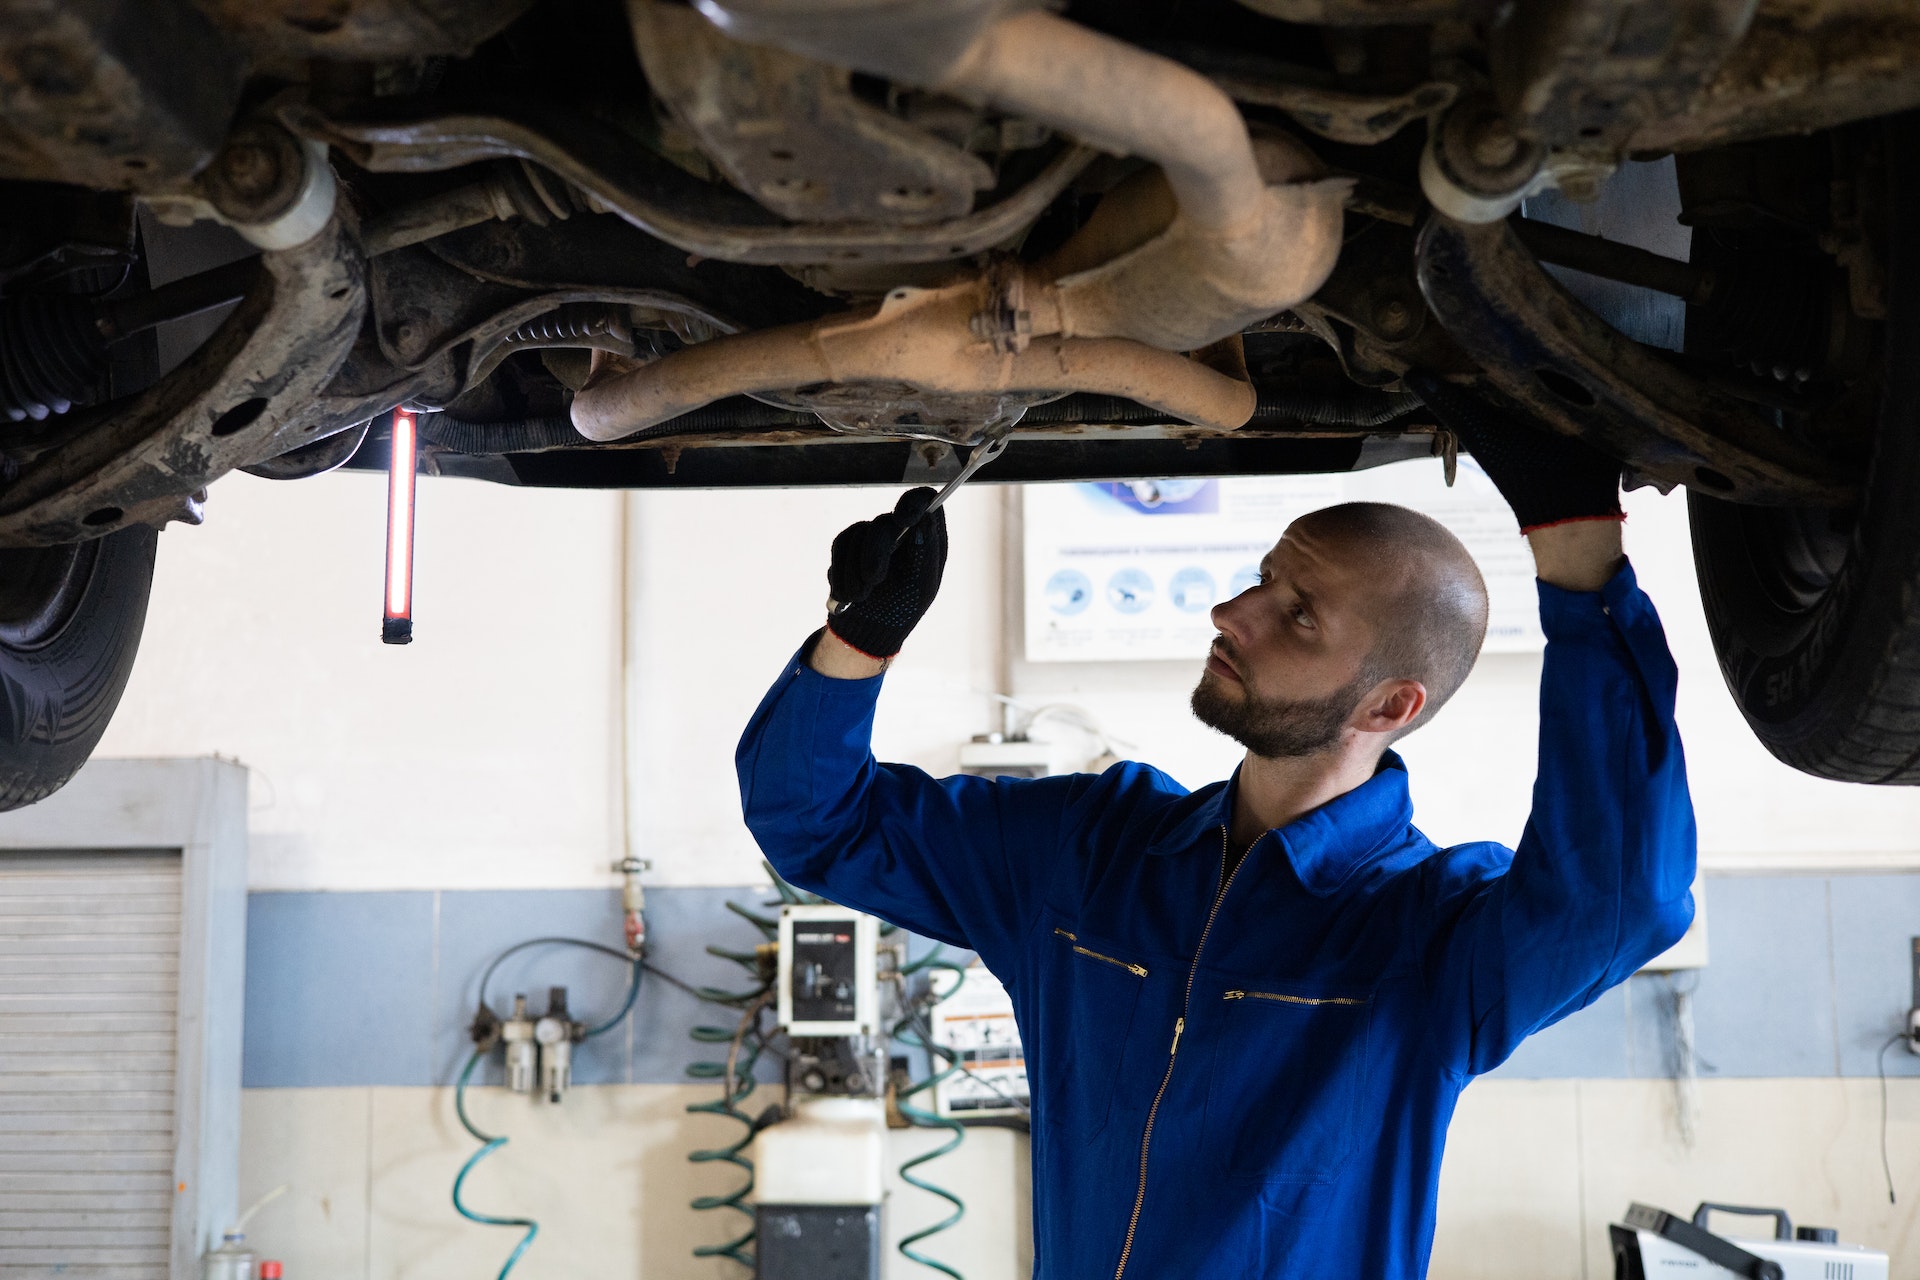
[1190,652,1373,759]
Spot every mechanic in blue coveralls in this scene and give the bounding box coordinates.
[737,401,1696,1279]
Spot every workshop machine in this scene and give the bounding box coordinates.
[752,904,889,1280]
[1610,1202,1889,1280]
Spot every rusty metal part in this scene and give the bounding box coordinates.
[570,277,1260,439]
[242,418,371,480]
[201,118,311,226]
[692,0,1021,87]
[464,303,638,387]
[281,101,1098,266]
[367,241,733,389]
[1511,218,1717,305]
[1626,2,1920,154]
[1415,214,1857,506]
[1230,0,1465,21]
[631,0,994,225]
[1493,0,1759,154]
[419,214,827,330]
[1419,93,1550,223]
[1214,76,1457,146]
[362,181,515,257]
[0,217,366,546]
[756,383,1065,443]
[573,4,1348,440]
[360,159,594,257]
[192,0,531,59]
[725,5,1352,350]
[0,0,246,190]
[1296,214,1471,387]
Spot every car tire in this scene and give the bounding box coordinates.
[0,526,158,810]
[1689,113,1920,783]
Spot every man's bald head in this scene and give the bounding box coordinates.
[1288,502,1490,739]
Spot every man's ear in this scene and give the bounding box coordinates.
[1355,679,1426,736]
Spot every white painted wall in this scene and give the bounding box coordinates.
[236,1083,1030,1280]
[99,464,1920,891]
[232,1078,1918,1276]
[96,470,627,889]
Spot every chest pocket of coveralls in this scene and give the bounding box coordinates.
[1200,983,1373,1183]
[1038,925,1147,1140]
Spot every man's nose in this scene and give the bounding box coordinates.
[1210,591,1245,638]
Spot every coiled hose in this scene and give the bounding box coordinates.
[683,885,789,1271]
[452,938,644,1279]
[682,870,849,1272]
[686,992,773,1269]
[453,1049,541,1280]
[892,949,971,1279]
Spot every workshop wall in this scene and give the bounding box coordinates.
[99,468,1920,890]
[93,465,1920,1276]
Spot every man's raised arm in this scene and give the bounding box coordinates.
[736,489,1087,973]
[1409,380,1698,1075]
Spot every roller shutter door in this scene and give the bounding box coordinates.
[0,850,182,1277]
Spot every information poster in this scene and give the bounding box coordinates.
[1022,458,1543,663]
[930,965,1028,1118]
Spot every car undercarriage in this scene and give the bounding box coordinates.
[5,0,1920,801]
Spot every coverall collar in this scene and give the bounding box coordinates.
[1146,751,1417,897]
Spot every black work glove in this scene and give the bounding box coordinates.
[1407,371,1622,533]
[824,487,948,660]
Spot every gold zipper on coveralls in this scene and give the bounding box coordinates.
[1112,825,1253,1280]
[1056,929,1151,978]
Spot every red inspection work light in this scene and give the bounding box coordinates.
[382,408,418,645]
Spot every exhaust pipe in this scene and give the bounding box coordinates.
[574,2,1348,441]
[571,276,1258,439]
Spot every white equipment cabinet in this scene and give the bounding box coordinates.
[1611,1203,1888,1280]
[0,758,248,1280]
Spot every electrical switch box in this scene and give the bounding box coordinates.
[777,905,879,1036]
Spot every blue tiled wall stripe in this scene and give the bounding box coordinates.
[241,875,1920,1089]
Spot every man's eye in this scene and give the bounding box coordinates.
[1292,605,1315,628]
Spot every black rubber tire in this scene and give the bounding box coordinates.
[0,526,157,811]
[1689,114,1920,783]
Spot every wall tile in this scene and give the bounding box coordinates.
[244,891,436,1087]
[237,1088,371,1275]
[242,872,1920,1089]
[1485,984,1631,1080]
[1684,876,1836,1078]
[1430,1079,1584,1280]
[1827,874,1920,1078]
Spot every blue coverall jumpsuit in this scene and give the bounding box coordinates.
[737,562,1697,1278]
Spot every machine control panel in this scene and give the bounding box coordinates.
[777,905,878,1036]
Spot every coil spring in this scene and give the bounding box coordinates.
[505,305,627,347]
[493,159,596,228]
[0,293,108,423]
